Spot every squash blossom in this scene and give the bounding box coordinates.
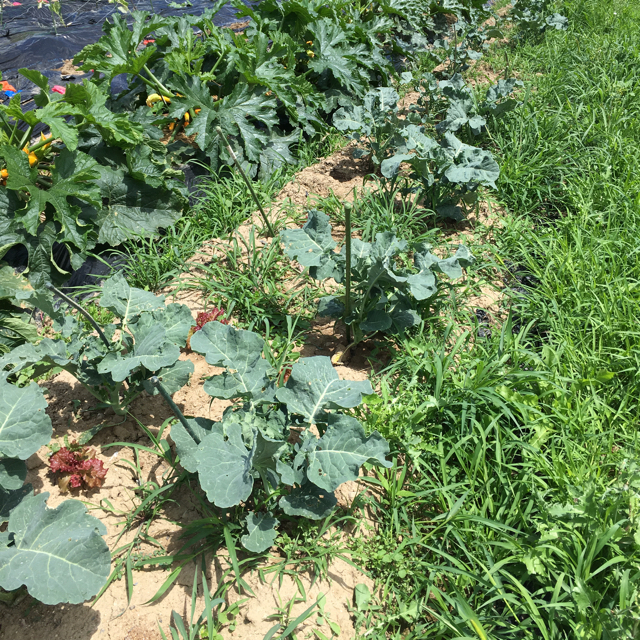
[40,132,52,149]
[0,168,8,185]
[22,146,38,167]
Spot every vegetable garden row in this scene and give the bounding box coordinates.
[13,0,639,637]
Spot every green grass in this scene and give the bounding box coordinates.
[345,1,640,637]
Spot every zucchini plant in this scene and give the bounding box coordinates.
[165,319,391,552]
[0,273,194,415]
[0,373,110,605]
[0,69,187,288]
[281,210,474,346]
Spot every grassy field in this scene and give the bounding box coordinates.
[346,0,640,637]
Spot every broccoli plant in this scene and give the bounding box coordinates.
[333,81,501,219]
[406,73,523,140]
[281,210,474,346]
[0,374,110,605]
[509,0,568,37]
[0,273,194,415]
[162,320,391,553]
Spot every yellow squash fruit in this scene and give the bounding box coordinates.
[146,93,171,107]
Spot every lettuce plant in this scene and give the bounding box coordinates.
[0,274,194,415]
[162,320,391,552]
[281,210,474,346]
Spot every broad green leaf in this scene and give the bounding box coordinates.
[99,273,165,325]
[0,492,110,604]
[546,13,568,30]
[0,379,52,460]
[276,457,306,487]
[191,321,274,402]
[307,19,369,95]
[0,484,32,523]
[381,153,413,179]
[306,414,390,492]
[0,458,27,491]
[258,129,299,181]
[74,12,167,79]
[64,81,145,148]
[280,210,336,268]
[317,296,345,317]
[3,146,101,244]
[360,309,393,333]
[407,273,438,301]
[280,482,337,520]
[485,78,521,104]
[0,266,33,300]
[275,356,372,424]
[389,306,421,331]
[97,318,180,382]
[142,359,194,397]
[241,511,279,553]
[434,245,475,279]
[333,105,369,134]
[437,98,486,135]
[354,583,371,611]
[170,75,278,164]
[143,303,193,347]
[171,417,218,473]
[441,133,500,188]
[93,167,185,246]
[253,430,286,483]
[195,422,255,507]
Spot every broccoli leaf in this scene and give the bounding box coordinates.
[0,492,110,604]
[99,273,165,325]
[275,356,372,424]
[0,458,27,491]
[305,414,391,492]
[241,511,279,553]
[280,482,337,520]
[191,321,274,402]
[195,421,256,508]
[0,379,52,460]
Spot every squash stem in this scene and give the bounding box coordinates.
[215,126,276,237]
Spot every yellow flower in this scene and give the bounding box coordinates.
[22,146,38,167]
[1,168,8,185]
[184,111,190,124]
[40,132,53,149]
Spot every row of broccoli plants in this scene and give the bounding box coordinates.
[0,203,476,604]
[0,0,511,288]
